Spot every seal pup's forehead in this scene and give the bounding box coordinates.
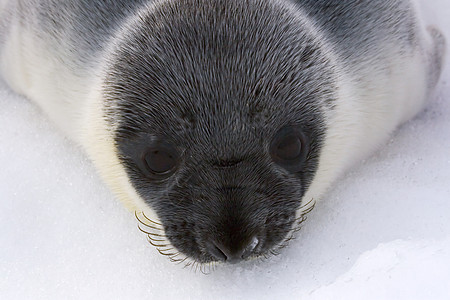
[103,0,335,142]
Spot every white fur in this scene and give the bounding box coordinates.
[1,28,91,139]
[303,50,430,206]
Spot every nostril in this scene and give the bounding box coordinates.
[241,236,259,260]
[206,242,227,262]
[206,236,260,263]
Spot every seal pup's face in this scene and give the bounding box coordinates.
[102,0,336,264]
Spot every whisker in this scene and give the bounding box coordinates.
[200,264,207,275]
[296,216,308,226]
[143,229,168,239]
[297,198,316,217]
[175,257,189,265]
[169,255,184,263]
[137,224,162,236]
[202,263,214,275]
[139,223,162,231]
[269,200,315,258]
[146,235,167,243]
[135,211,220,272]
[141,211,163,226]
[299,197,315,210]
[146,236,168,248]
[157,248,178,257]
[189,261,196,273]
[135,211,163,231]
[195,261,200,274]
[270,249,280,256]
[157,247,176,254]
[135,211,204,270]
[295,213,307,222]
[207,262,213,274]
[211,261,218,272]
[158,250,178,256]
[147,232,166,238]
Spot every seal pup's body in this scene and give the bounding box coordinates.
[0,0,445,264]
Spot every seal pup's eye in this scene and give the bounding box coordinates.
[142,145,179,178]
[270,126,309,172]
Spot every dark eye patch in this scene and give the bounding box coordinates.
[117,132,181,180]
[143,146,179,176]
[270,126,309,173]
[275,135,302,161]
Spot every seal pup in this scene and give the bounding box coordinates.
[0,0,445,265]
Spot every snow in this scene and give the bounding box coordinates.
[1,1,449,299]
[309,239,450,300]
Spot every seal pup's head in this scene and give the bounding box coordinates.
[86,0,340,264]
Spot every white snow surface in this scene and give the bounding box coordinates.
[1,1,450,299]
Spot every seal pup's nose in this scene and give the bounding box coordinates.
[207,236,259,264]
